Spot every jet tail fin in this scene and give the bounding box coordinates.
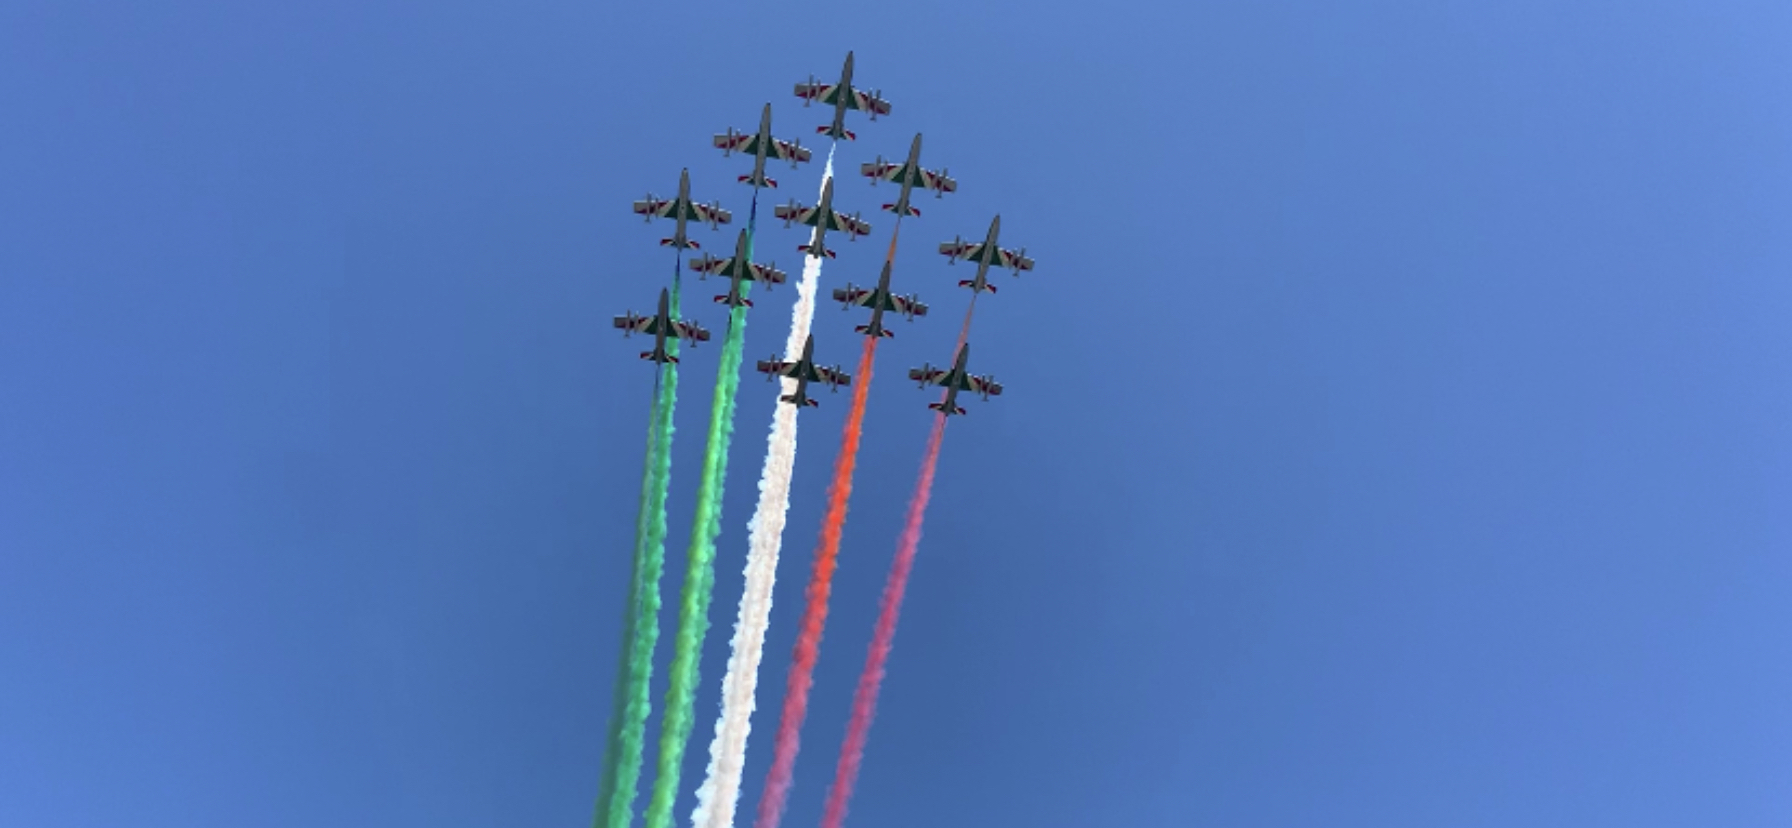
[927,402,966,416]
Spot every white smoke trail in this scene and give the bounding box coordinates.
[690,149,835,828]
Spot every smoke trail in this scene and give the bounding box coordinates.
[655,149,837,828]
[754,226,903,828]
[819,304,975,828]
[688,150,837,828]
[595,275,684,828]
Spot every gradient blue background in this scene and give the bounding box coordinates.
[4,2,1789,826]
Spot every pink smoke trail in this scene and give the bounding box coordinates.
[817,303,975,828]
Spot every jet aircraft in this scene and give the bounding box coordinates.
[860,133,957,217]
[713,103,813,189]
[755,334,852,408]
[613,288,711,364]
[689,229,788,308]
[909,343,1002,416]
[793,51,891,141]
[773,178,873,260]
[832,260,927,338]
[631,168,732,249]
[938,214,1034,294]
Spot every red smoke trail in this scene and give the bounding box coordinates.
[754,336,877,828]
[756,228,907,828]
[818,304,975,828]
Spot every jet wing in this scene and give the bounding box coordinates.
[832,286,875,307]
[967,374,1002,397]
[693,203,733,226]
[860,160,904,182]
[756,359,794,377]
[774,203,818,226]
[751,263,788,285]
[713,132,757,154]
[674,321,711,343]
[769,138,812,164]
[997,248,1034,272]
[632,198,674,219]
[794,82,839,105]
[613,314,660,335]
[908,367,950,387]
[938,240,984,260]
[920,169,958,194]
[689,253,733,276]
[890,295,928,317]
[850,89,892,117]
[816,366,853,388]
[828,211,873,238]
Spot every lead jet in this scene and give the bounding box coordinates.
[793,51,892,141]
[614,288,711,364]
[860,133,957,217]
[909,343,1002,416]
[714,103,813,189]
[689,229,788,308]
[755,334,851,408]
[938,214,1035,294]
[773,178,873,260]
[631,168,732,249]
[832,260,927,339]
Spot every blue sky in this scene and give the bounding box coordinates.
[4,2,1790,826]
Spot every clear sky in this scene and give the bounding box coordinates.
[4,2,1790,827]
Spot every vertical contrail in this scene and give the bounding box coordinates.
[755,226,903,828]
[595,273,684,828]
[819,304,974,828]
[672,149,837,828]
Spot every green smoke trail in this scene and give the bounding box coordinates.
[595,279,683,828]
[641,220,758,828]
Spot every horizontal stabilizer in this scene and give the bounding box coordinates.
[927,402,967,415]
[883,203,921,217]
[661,238,701,249]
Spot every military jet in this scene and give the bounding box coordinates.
[755,334,852,408]
[773,178,873,260]
[860,133,957,217]
[689,229,788,308]
[714,103,813,189]
[793,51,891,141]
[832,260,927,339]
[613,288,711,364]
[631,168,732,249]
[909,343,1002,416]
[938,214,1034,294]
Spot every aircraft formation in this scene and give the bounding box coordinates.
[613,50,1033,416]
[601,52,1044,828]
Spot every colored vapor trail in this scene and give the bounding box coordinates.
[595,275,684,828]
[819,303,975,828]
[755,227,903,828]
[689,149,837,828]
